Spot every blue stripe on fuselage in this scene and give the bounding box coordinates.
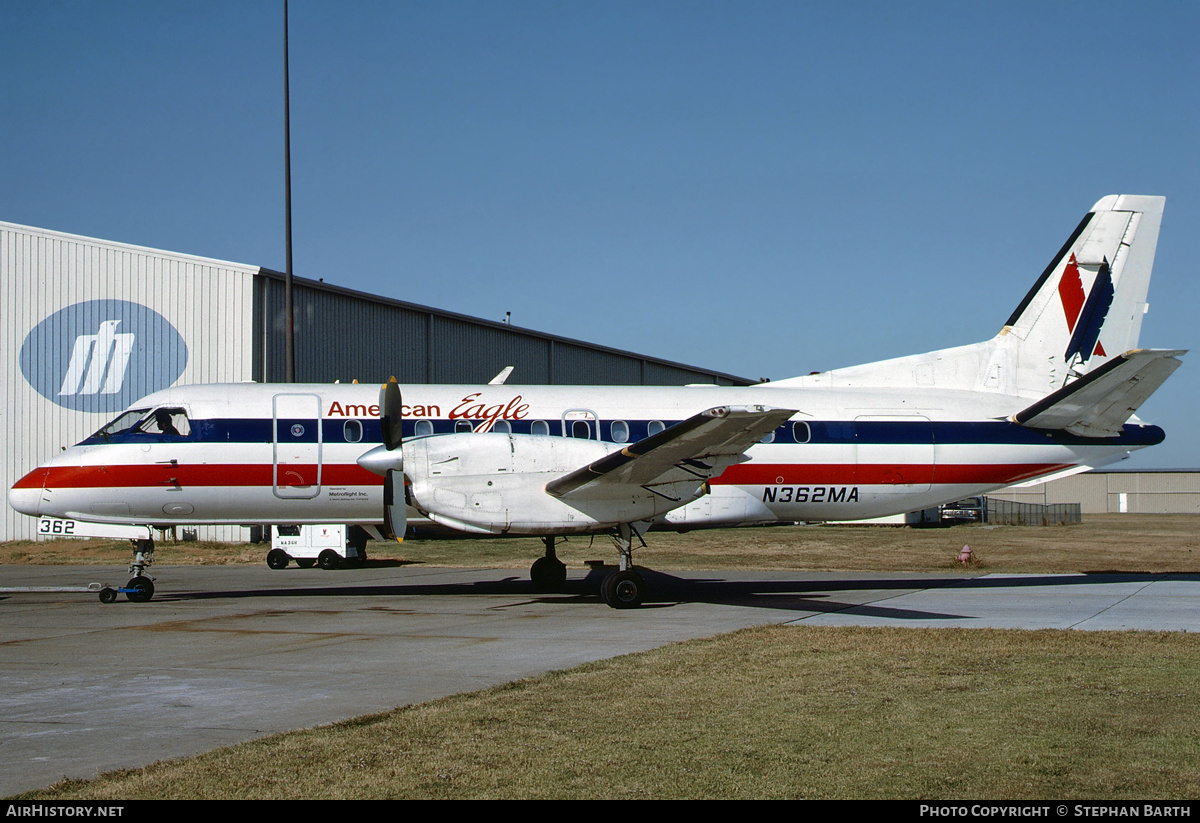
[78,417,1166,449]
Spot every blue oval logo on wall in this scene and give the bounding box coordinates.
[20,300,189,413]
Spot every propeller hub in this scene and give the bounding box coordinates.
[356,444,403,477]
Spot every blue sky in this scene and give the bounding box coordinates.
[3,1,1196,468]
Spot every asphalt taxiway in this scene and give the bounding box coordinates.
[3,562,1199,796]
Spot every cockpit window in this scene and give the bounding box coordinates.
[92,408,151,439]
[140,408,191,437]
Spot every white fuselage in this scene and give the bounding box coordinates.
[9,381,1162,533]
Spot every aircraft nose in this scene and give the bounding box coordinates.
[8,468,48,517]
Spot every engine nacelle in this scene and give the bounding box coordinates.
[399,433,706,535]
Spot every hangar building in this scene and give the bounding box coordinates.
[2,220,751,542]
[992,469,1200,514]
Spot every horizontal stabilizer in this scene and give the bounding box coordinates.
[547,405,796,499]
[1014,349,1185,437]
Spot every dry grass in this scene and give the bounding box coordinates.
[7,514,1199,575]
[0,538,263,567]
[20,626,1200,800]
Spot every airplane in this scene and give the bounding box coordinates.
[9,194,1184,608]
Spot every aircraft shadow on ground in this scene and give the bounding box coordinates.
[158,567,1200,621]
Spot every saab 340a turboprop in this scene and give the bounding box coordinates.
[9,195,1184,607]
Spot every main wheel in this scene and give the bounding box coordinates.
[318,550,341,571]
[266,549,290,570]
[601,570,645,609]
[530,556,567,592]
[126,576,155,603]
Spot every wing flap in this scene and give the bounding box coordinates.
[1014,349,1185,436]
[546,405,796,500]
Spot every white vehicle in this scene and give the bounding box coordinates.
[268,524,365,570]
[10,195,1184,607]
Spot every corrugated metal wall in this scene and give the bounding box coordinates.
[2,221,257,541]
[253,271,751,387]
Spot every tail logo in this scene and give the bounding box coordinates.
[1057,254,1113,363]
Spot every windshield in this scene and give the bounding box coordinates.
[88,407,192,440]
[91,408,151,439]
[139,408,191,437]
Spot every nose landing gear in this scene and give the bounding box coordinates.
[121,539,156,603]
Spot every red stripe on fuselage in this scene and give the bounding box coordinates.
[23,464,384,489]
[24,462,1073,490]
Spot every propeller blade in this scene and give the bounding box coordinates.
[384,469,407,542]
[376,378,405,541]
[381,377,402,451]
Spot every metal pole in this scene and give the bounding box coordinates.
[284,0,296,383]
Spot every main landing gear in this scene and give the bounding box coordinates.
[599,522,649,610]
[98,539,157,603]
[527,525,652,608]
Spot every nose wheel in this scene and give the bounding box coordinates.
[123,538,156,602]
[124,576,155,603]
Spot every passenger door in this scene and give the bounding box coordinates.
[273,393,323,499]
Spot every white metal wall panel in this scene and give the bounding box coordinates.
[2,221,257,541]
[991,471,1200,514]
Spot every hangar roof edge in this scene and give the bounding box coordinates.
[0,220,261,274]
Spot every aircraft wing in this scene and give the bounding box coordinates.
[1014,349,1185,437]
[546,405,796,500]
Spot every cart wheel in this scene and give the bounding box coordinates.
[318,550,341,570]
[99,587,118,604]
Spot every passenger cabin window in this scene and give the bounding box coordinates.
[793,421,811,443]
[571,420,592,439]
[455,420,475,433]
[491,420,512,434]
[141,408,190,437]
[760,429,775,444]
[415,420,434,437]
[647,420,665,436]
[531,420,550,436]
[343,420,363,443]
[611,420,630,443]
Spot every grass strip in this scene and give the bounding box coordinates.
[20,625,1200,800]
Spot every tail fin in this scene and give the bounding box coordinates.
[767,195,1168,398]
[1000,194,1164,394]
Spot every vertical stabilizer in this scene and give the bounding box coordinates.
[1000,195,1164,395]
